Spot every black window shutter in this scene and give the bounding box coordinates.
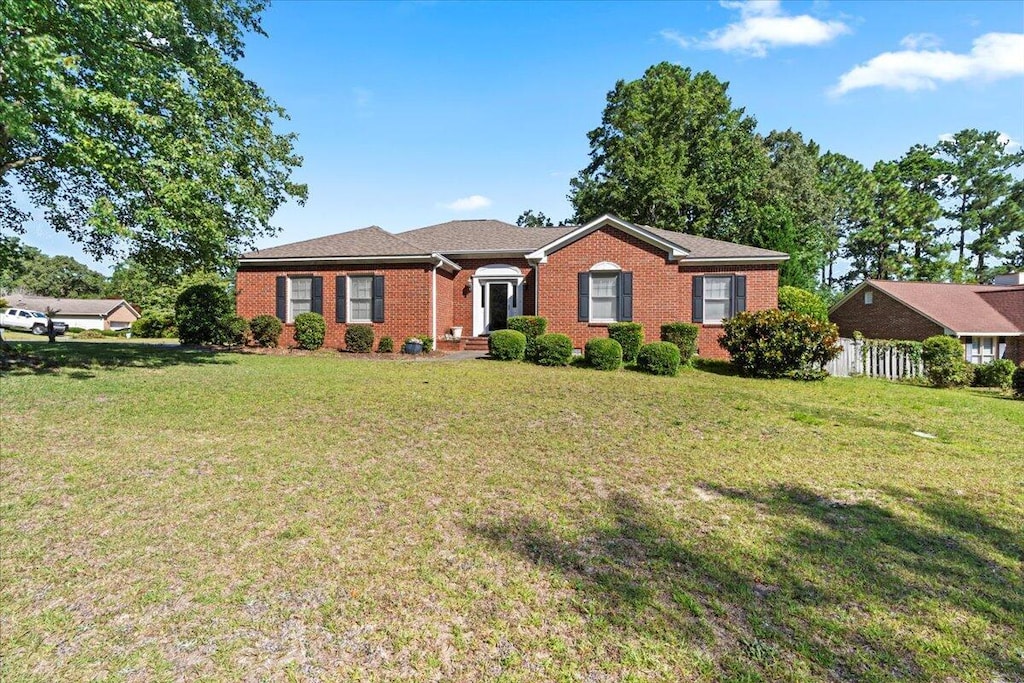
[335,276,346,323]
[578,272,589,322]
[275,276,287,321]
[372,275,385,323]
[619,272,633,321]
[733,275,746,315]
[692,276,704,323]
[311,276,323,315]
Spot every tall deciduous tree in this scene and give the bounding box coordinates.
[569,62,766,241]
[2,242,107,298]
[1,0,307,277]
[935,130,1024,280]
[515,210,554,227]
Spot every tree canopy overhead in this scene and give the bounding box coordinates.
[1,0,307,276]
[569,62,766,241]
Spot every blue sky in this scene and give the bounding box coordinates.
[18,0,1024,272]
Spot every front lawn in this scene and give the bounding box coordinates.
[2,342,1022,681]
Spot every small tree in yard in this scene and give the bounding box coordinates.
[719,310,841,380]
[175,283,234,345]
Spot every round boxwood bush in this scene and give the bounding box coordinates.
[660,322,699,366]
[637,341,681,376]
[377,336,394,353]
[973,358,1015,389]
[607,322,643,363]
[533,333,573,366]
[293,312,326,350]
[249,314,283,348]
[507,316,547,360]
[585,337,622,370]
[778,286,829,322]
[719,310,840,380]
[345,324,375,353]
[176,283,233,345]
[1013,363,1024,398]
[220,314,250,346]
[488,329,526,361]
[922,335,972,388]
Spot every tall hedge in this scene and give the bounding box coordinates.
[175,283,234,345]
[719,310,841,380]
[507,316,547,360]
[660,322,699,366]
[607,322,643,363]
[293,312,326,350]
[922,335,972,388]
[778,286,829,322]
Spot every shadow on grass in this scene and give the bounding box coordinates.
[692,357,741,376]
[470,486,1023,681]
[1,341,237,376]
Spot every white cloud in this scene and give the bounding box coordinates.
[440,195,492,212]
[832,32,1024,96]
[899,33,941,50]
[663,0,850,57]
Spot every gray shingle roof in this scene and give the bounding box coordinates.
[239,217,789,262]
[400,220,576,252]
[241,226,427,259]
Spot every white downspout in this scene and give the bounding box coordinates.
[431,260,439,345]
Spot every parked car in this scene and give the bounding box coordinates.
[0,308,68,335]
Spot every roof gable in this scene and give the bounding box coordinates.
[831,280,1024,335]
[525,215,690,263]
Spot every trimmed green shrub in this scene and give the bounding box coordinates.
[418,335,434,352]
[637,341,681,376]
[533,333,573,366]
[77,329,103,339]
[922,335,972,388]
[607,322,643,363]
[973,358,1015,389]
[132,312,175,338]
[488,329,526,361]
[67,327,84,334]
[293,312,326,350]
[507,316,547,360]
[345,324,375,353]
[378,336,394,353]
[585,338,622,370]
[249,314,283,348]
[175,283,234,345]
[220,314,249,346]
[778,286,829,322]
[719,310,841,380]
[660,322,699,366]
[1013,363,1024,398]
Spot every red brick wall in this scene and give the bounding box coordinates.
[236,264,432,349]
[829,286,945,341]
[536,225,779,359]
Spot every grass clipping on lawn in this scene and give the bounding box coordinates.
[1,342,1022,682]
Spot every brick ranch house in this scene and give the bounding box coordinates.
[236,214,789,358]
[829,276,1024,364]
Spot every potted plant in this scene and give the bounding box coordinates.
[403,336,424,355]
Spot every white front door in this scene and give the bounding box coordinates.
[472,278,524,336]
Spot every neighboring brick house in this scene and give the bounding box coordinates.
[829,277,1024,364]
[236,214,788,358]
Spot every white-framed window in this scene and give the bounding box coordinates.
[590,272,618,322]
[289,276,313,322]
[349,275,374,323]
[703,276,733,324]
[968,336,998,364]
[864,291,874,305]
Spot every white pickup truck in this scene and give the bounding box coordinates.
[0,307,68,335]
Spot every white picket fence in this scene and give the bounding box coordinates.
[826,338,924,380]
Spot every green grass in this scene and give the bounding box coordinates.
[2,341,1022,682]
